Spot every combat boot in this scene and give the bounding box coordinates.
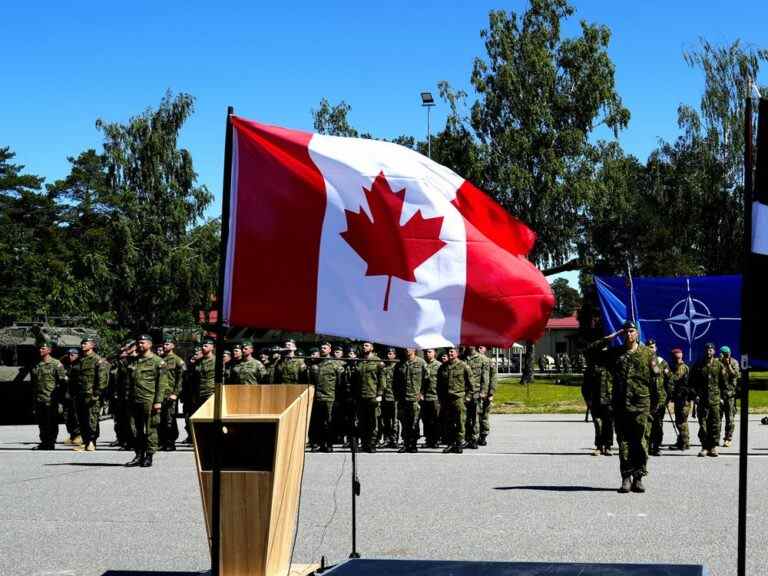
[618,476,632,493]
[591,448,600,456]
[478,436,487,446]
[631,475,646,493]
[85,442,96,452]
[709,446,719,457]
[464,441,478,450]
[698,449,709,457]
[723,439,732,448]
[125,453,143,467]
[71,435,83,446]
[141,453,153,467]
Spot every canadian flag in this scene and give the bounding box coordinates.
[223,116,554,348]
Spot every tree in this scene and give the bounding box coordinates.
[470,0,629,270]
[550,278,580,317]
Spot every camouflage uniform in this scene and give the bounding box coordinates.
[598,339,659,481]
[394,355,427,452]
[309,357,344,451]
[114,356,136,448]
[273,356,308,384]
[438,357,472,452]
[463,350,486,448]
[720,356,740,443]
[234,356,267,384]
[196,355,215,408]
[479,352,497,443]
[669,360,692,449]
[73,352,109,448]
[352,356,384,451]
[128,352,168,460]
[584,341,614,452]
[31,355,67,449]
[421,358,441,447]
[692,355,725,452]
[646,355,669,455]
[159,351,184,450]
[379,361,399,447]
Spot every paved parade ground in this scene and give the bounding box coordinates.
[1,414,767,576]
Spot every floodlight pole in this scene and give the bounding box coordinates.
[421,92,435,159]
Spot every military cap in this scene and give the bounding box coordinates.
[68,348,79,354]
[386,347,397,353]
[163,336,175,344]
[242,340,254,348]
[309,347,319,354]
[202,337,216,346]
[705,342,716,350]
[124,339,136,348]
[720,345,731,354]
[38,341,54,349]
[259,347,269,355]
[320,341,332,348]
[671,348,683,354]
[137,334,153,342]
[233,344,242,351]
[285,338,296,345]
[646,338,656,346]
[81,337,96,345]
[193,346,202,353]
[332,344,344,352]
[621,320,636,330]
[223,350,232,357]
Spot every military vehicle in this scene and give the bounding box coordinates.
[0,320,99,425]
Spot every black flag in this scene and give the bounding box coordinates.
[750,98,768,367]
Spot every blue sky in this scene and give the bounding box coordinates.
[2,1,766,287]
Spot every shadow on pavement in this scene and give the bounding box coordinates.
[494,485,616,492]
[46,462,127,467]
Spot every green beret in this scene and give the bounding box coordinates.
[202,337,215,346]
[39,341,54,349]
[705,342,715,350]
[81,337,95,345]
[163,336,175,344]
[720,346,731,354]
[242,340,254,348]
[622,320,636,330]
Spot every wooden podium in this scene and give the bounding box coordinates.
[191,384,316,576]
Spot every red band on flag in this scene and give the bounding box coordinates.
[227,117,326,331]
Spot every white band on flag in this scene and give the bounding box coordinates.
[753,201,768,256]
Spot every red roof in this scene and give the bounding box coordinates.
[545,314,579,329]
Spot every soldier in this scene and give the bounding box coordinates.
[692,342,725,457]
[477,345,497,446]
[222,350,233,383]
[181,346,203,443]
[331,345,351,445]
[379,347,399,448]
[31,342,67,450]
[333,346,344,361]
[439,347,472,453]
[159,337,184,451]
[309,342,344,452]
[273,339,308,384]
[668,348,692,451]
[645,339,669,456]
[394,348,426,453]
[352,341,383,452]
[421,348,441,448]
[583,339,614,456]
[72,337,109,452]
[591,321,659,493]
[235,341,267,384]
[61,348,82,446]
[125,334,168,468]
[112,341,137,450]
[258,348,271,377]
[719,346,740,448]
[196,338,216,410]
[463,346,486,449]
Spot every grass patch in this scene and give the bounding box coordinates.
[494,377,768,414]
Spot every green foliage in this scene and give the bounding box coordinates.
[550,278,580,317]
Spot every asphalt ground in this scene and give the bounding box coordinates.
[1,414,767,576]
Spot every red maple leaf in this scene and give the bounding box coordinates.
[340,171,446,311]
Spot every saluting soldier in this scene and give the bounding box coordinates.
[668,348,692,450]
[592,321,659,493]
[159,337,185,451]
[234,341,267,384]
[125,334,168,468]
[645,339,669,457]
[309,342,344,451]
[196,338,216,409]
[72,337,109,452]
[394,348,427,453]
[692,342,725,457]
[113,341,137,450]
[421,348,441,448]
[378,348,399,448]
[719,346,740,448]
[463,346,486,449]
[352,341,384,452]
[273,339,308,384]
[62,348,82,446]
[439,347,472,453]
[478,345,497,446]
[31,341,67,450]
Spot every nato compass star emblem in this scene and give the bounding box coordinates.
[665,296,714,345]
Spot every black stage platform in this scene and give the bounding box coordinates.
[320,559,708,576]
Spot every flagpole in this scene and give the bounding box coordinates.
[212,105,235,576]
[737,89,753,576]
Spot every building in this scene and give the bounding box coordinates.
[535,314,579,359]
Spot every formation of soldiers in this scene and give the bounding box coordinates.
[582,320,741,493]
[30,335,499,465]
